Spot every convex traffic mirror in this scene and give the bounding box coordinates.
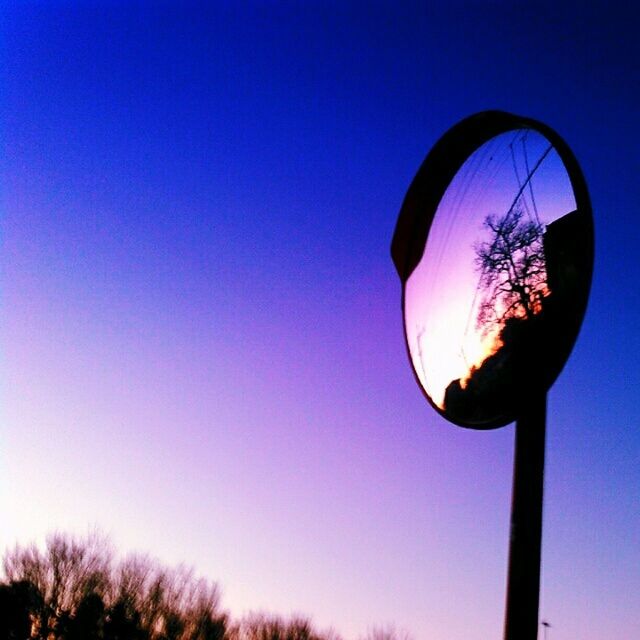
[392,112,594,428]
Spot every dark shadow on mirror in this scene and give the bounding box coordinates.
[444,207,592,425]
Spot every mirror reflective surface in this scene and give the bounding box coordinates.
[404,127,592,427]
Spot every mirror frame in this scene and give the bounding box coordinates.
[392,111,594,429]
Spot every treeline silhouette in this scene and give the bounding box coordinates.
[0,533,411,640]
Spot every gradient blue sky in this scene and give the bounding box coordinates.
[1,2,639,639]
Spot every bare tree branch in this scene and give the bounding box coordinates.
[474,206,547,333]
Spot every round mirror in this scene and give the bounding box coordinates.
[392,112,593,428]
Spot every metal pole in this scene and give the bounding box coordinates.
[542,620,551,640]
[503,393,547,640]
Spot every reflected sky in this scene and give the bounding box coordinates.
[405,129,576,410]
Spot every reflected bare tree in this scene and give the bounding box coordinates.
[443,206,551,422]
[474,206,546,333]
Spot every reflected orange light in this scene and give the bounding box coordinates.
[460,330,502,389]
[408,295,502,410]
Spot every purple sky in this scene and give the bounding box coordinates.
[2,3,639,639]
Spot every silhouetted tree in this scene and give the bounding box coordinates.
[235,613,341,640]
[104,599,148,640]
[68,592,105,640]
[474,206,546,332]
[1,533,412,640]
[184,579,227,640]
[3,530,112,636]
[0,579,42,639]
[196,615,227,640]
[2,533,227,640]
[359,627,413,640]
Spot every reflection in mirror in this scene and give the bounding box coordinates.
[405,129,591,426]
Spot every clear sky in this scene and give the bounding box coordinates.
[1,2,639,639]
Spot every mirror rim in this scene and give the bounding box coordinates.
[393,110,594,429]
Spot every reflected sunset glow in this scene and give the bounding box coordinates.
[405,129,576,416]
